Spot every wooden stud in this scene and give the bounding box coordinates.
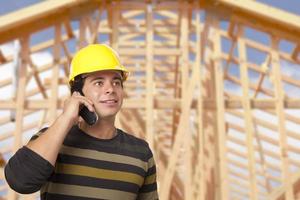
[237,25,258,200]
[179,2,193,200]
[78,16,88,48]
[27,57,48,98]
[171,4,182,145]
[270,36,295,200]
[6,36,29,200]
[63,20,74,39]
[145,3,154,149]
[292,45,300,61]
[49,24,61,123]
[0,50,6,64]
[111,1,119,49]
[193,6,206,200]
[180,1,189,96]
[210,11,229,200]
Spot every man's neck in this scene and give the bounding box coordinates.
[80,118,116,139]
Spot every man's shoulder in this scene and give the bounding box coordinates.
[118,129,149,147]
[118,129,153,161]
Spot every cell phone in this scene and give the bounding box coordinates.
[78,104,98,126]
[71,77,98,126]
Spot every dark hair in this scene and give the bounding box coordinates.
[70,75,85,95]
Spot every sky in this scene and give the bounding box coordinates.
[0,0,300,16]
[257,0,300,15]
[0,0,41,16]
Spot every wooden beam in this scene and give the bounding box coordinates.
[27,56,48,99]
[0,0,101,44]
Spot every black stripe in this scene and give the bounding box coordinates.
[41,192,106,200]
[57,154,146,176]
[147,165,156,175]
[63,126,151,162]
[49,173,140,193]
[139,182,157,193]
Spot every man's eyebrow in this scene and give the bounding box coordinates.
[90,77,104,82]
[113,76,122,81]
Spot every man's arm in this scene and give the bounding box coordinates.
[4,145,54,194]
[27,92,94,165]
[4,92,94,194]
[26,113,75,166]
[137,149,159,200]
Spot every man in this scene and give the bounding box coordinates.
[5,44,159,200]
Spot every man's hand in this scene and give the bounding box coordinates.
[62,92,95,125]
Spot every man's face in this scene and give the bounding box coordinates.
[82,70,124,119]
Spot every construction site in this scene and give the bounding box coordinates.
[0,0,300,199]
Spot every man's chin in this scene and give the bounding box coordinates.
[97,112,117,120]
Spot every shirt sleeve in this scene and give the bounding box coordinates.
[4,128,54,194]
[137,147,159,200]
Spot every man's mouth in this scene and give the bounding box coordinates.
[100,99,118,103]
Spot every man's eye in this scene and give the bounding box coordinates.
[95,81,104,86]
[113,81,122,86]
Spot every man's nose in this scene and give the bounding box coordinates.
[104,82,114,94]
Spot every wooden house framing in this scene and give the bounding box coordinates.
[0,0,299,199]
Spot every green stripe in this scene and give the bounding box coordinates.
[56,163,144,186]
[60,145,147,171]
[148,157,155,169]
[44,183,137,200]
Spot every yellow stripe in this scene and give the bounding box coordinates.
[56,163,144,186]
[60,145,147,171]
[44,183,137,199]
[144,174,156,185]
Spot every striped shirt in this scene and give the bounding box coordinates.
[5,126,158,200]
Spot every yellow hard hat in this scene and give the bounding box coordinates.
[69,44,129,84]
